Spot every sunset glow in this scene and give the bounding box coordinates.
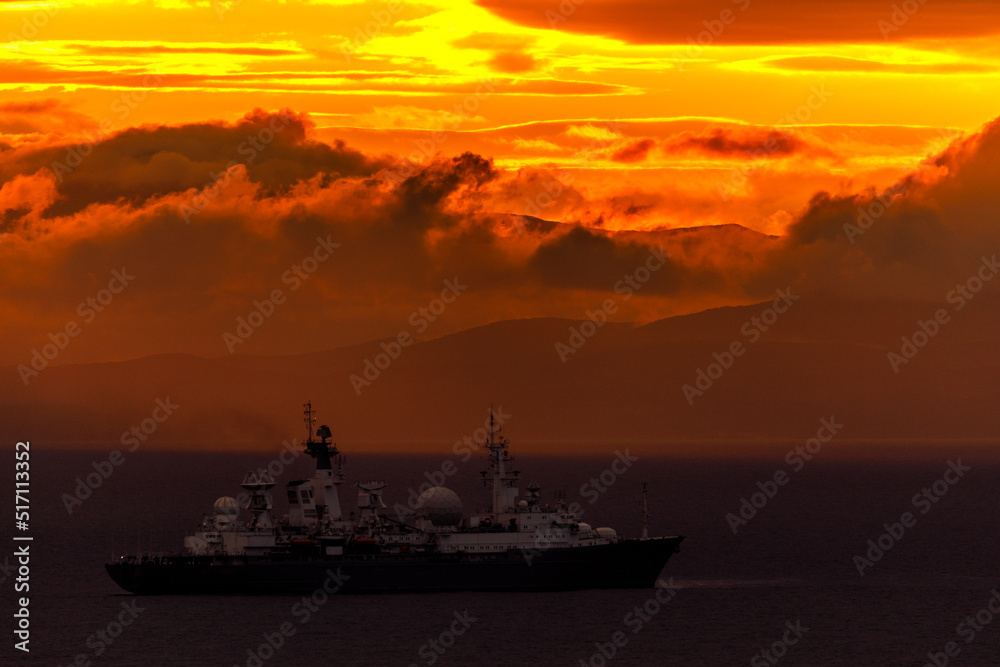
[8,6,1000,664]
[4,0,998,240]
[1,0,999,450]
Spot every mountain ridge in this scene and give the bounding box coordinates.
[3,291,997,451]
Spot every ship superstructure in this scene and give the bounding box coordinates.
[107,403,683,594]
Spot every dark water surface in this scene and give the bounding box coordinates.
[4,447,999,666]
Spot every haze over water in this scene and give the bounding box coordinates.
[5,447,999,666]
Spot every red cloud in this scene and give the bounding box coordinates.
[611,138,656,163]
[664,128,811,158]
[475,0,1000,44]
[1,110,998,369]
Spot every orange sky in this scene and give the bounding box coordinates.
[3,0,998,221]
[1,0,999,366]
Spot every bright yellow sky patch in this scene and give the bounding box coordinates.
[0,0,997,234]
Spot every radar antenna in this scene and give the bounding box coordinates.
[479,406,519,520]
[301,402,339,473]
[640,482,650,540]
[303,401,317,443]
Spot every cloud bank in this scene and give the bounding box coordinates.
[2,106,998,367]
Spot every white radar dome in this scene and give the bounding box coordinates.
[213,496,240,517]
[415,487,463,526]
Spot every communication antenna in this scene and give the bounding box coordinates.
[303,401,316,441]
[640,482,650,540]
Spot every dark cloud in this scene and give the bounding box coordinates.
[1,109,999,368]
[475,0,1000,44]
[0,99,93,136]
[527,225,684,292]
[0,108,387,217]
[487,51,539,73]
[664,128,808,158]
[763,118,1000,299]
[611,138,655,163]
[760,56,999,75]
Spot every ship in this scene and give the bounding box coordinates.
[106,403,683,594]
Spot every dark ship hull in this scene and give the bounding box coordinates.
[106,536,683,595]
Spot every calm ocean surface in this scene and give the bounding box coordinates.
[4,447,999,666]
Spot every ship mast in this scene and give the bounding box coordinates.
[304,401,316,442]
[300,401,345,522]
[481,407,519,520]
[640,482,650,540]
[303,400,337,471]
